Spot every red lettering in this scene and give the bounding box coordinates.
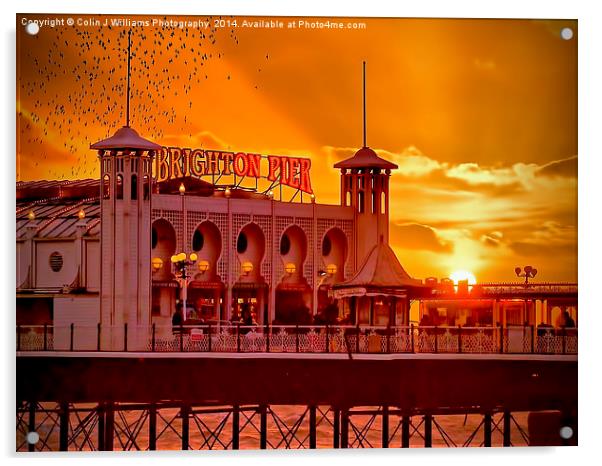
[233,153,249,177]
[267,156,280,182]
[189,149,205,177]
[206,151,220,175]
[298,158,313,194]
[246,154,261,178]
[288,158,301,189]
[168,147,185,179]
[155,147,170,182]
[221,152,234,175]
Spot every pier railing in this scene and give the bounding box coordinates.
[16,323,577,355]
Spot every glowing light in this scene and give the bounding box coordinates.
[449,270,477,285]
[151,257,163,272]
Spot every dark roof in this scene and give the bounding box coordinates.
[334,146,398,170]
[90,126,161,151]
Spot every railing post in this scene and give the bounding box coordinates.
[17,324,22,351]
[69,323,74,351]
[325,324,330,353]
[530,324,535,353]
[179,323,184,352]
[386,324,391,354]
[123,323,128,352]
[237,323,241,353]
[265,323,269,353]
[457,325,462,353]
[295,324,300,353]
[411,324,415,353]
[434,326,438,353]
[208,324,212,352]
[499,323,504,354]
[151,323,156,352]
[43,323,48,351]
[97,322,101,351]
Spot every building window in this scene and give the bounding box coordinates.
[358,191,365,213]
[116,174,123,200]
[280,233,291,255]
[151,227,158,249]
[192,229,204,251]
[322,236,332,256]
[237,232,248,254]
[102,174,110,199]
[49,252,63,272]
[131,174,138,200]
[143,175,150,200]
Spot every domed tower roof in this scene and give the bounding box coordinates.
[334,146,398,170]
[91,126,161,151]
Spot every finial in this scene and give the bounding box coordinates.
[363,61,367,148]
[126,29,131,127]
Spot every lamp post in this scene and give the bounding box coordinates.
[515,265,538,285]
[171,252,198,321]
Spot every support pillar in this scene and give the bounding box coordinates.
[340,409,349,448]
[259,405,267,449]
[149,403,157,451]
[309,405,317,449]
[503,411,511,447]
[333,408,340,449]
[381,405,389,448]
[424,414,432,448]
[59,402,69,451]
[484,413,492,447]
[181,404,189,450]
[401,415,410,448]
[97,403,105,451]
[232,405,240,450]
[27,402,36,452]
[105,402,114,451]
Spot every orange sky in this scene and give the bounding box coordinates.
[16,15,577,283]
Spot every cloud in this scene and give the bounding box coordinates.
[390,223,453,253]
[480,231,504,247]
[537,155,577,178]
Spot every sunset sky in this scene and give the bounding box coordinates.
[16,15,577,283]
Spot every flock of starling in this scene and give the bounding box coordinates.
[18,16,271,180]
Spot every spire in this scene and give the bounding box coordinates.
[362,61,367,148]
[126,29,131,127]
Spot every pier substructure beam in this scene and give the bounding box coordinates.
[59,402,69,451]
[97,403,105,451]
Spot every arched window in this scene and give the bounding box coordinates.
[358,191,365,213]
[192,229,204,251]
[237,232,248,254]
[381,191,386,214]
[143,175,150,200]
[102,174,110,199]
[280,233,291,255]
[131,174,138,200]
[372,190,377,214]
[116,174,123,200]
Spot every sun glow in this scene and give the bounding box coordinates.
[449,270,477,285]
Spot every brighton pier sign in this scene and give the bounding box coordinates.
[154,147,313,194]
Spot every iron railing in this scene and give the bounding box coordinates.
[16,324,577,355]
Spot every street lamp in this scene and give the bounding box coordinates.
[515,265,538,285]
[326,263,337,276]
[285,262,296,275]
[198,259,210,274]
[171,252,198,321]
[241,261,254,275]
[151,257,163,273]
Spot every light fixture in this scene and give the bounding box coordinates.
[198,260,210,273]
[310,193,315,203]
[27,210,35,221]
[326,263,337,276]
[170,254,179,263]
[179,183,186,195]
[225,187,231,198]
[267,190,274,199]
[189,252,198,262]
[78,209,86,219]
[241,261,254,275]
[151,257,163,272]
[285,262,296,274]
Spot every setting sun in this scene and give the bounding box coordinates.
[449,270,477,285]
